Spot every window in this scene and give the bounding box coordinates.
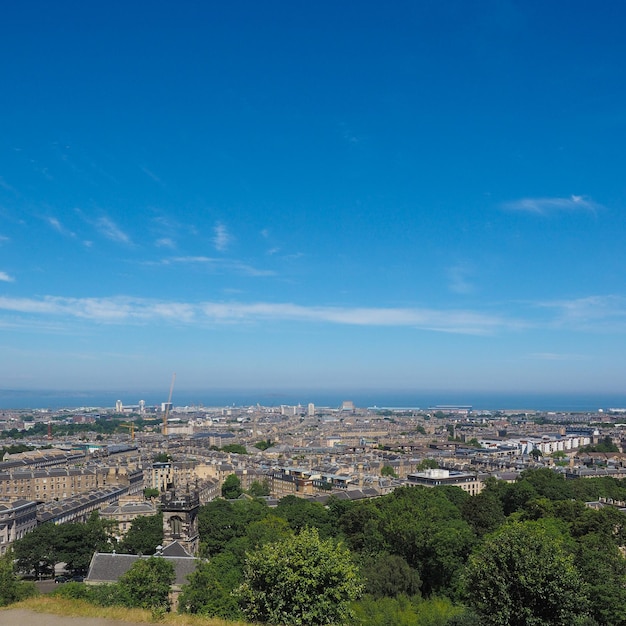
[169,516,183,537]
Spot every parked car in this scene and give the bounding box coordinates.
[70,575,84,583]
[54,576,68,584]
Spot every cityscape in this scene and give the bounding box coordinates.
[3,0,626,623]
[2,390,626,622]
[1,394,625,547]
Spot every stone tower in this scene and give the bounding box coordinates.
[161,487,200,556]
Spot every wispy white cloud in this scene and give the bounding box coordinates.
[0,272,14,283]
[260,228,280,255]
[6,293,626,336]
[213,222,232,252]
[447,263,475,294]
[161,256,275,277]
[0,295,520,335]
[95,217,131,244]
[155,237,175,249]
[47,216,76,238]
[535,295,626,330]
[140,166,164,186]
[0,176,19,195]
[0,235,9,245]
[502,195,600,215]
[198,302,513,334]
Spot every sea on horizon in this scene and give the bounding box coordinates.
[1,388,626,413]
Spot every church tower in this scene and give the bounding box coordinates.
[161,487,200,556]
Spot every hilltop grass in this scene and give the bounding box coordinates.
[1,595,253,626]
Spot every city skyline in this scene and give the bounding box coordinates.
[1,2,626,394]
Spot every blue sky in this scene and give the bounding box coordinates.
[1,1,626,395]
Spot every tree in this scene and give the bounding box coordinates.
[118,556,174,611]
[377,486,475,596]
[198,499,239,556]
[499,479,538,515]
[247,479,270,497]
[221,444,248,454]
[275,495,335,537]
[0,550,37,606]
[119,513,163,555]
[361,553,421,598]
[178,552,243,619]
[463,520,589,626]
[254,439,273,451]
[519,467,574,501]
[338,502,385,554]
[13,513,114,578]
[221,474,243,499]
[575,532,626,626]
[381,465,398,478]
[461,491,505,537]
[236,527,363,625]
[198,498,269,557]
[13,523,58,579]
[57,515,113,574]
[245,515,292,550]
[352,594,420,626]
[417,459,439,470]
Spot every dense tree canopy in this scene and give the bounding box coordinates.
[380,465,397,478]
[236,527,363,626]
[119,512,163,555]
[221,473,243,499]
[13,513,114,577]
[464,520,589,626]
[247,479,271,497]
[178,552,243,619]
[0,550,36,606]
[118,556,174,611]
[12,465,626,626]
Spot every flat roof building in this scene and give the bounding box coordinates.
[406,468,483,495]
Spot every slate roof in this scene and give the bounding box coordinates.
[100,501,155,515]
[161,541,193,557]
[86,552,197,586]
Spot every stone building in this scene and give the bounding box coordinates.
[161,488,200,557]
[99,495,158,540]
[406,468,483,495]
[0,465,143,503]
[0,499,38,555]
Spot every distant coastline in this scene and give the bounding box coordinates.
[1,388,626,413]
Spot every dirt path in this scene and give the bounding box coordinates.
[0,608,150,626]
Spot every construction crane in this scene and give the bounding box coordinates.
[162,372,176,436]
[120,422,135,441]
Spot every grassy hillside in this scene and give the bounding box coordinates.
[1,596,253,626]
